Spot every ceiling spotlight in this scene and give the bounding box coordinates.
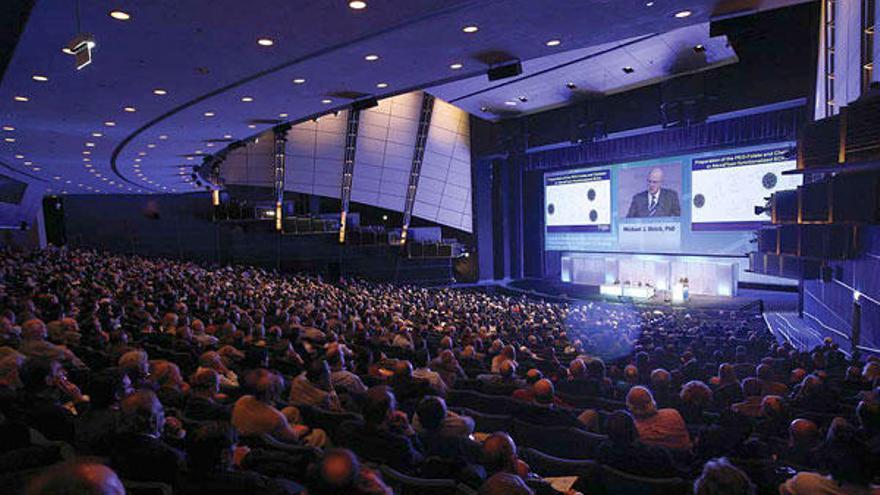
[693,44,706,53]
[518,95,528,102]
[545,39,561,47]
[204,111,215,117]
[674,10,692,18]
[279,113,289,118]
[504,101,517,106]
[104,121,116,126]
[109,10,131,21]
[257,38,274,47]
[566,81,577,89]
[85,142,95,147]
[4,138,15,143]
[14,96,29,102]
[92,132,103,137]
[321,98,332,104]
[622,66,635,74]
[124,106,136,112]
[65,33,96,70]
[480,106,488,112]
[147,143,156,148]
[293,78,306,84]
[24,161,31,165]
[349,1,367,9]
[646,1,654,5]
[450,63,463,70]
[241,96,254,102]
[364,54,379,61]
[462,25,479,33]
[14,154,24,159]
[2,126,14,131]
[82,151,91,155]
[32,75,48,82]
[159,134,168,140]
[223,134,232,139]
[376,82,388,88]
[247,124,257,129]
[153,88,167,95]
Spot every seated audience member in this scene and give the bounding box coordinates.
[712,363,744,410]
[512,369,544,403]
[731,378,764,418]
[780,421,877,495]
[184,368,231,421]
[112,390,187,490]
[152,360,190,410]
[185,421,302,495]
[19,357,88,442]
[412,350,448,396]
[415,396,484,483]
[198,351,239,389]
[756,363,788,397]
[477,359,525,391]
[289,359,343,411]
[337,385,423,472]
[432,349,467,388]
[26,460,126,495]
[326,344,367,396]
[481,432,559,495]
[388,359,434,405]
[626,385,692,452]
[679,380,713,426]
[596,410,676,477]
[649,368,678,409]
[693,457,755,495]
[518,379,583,428]
[0,352,24,416]
[856,400,880,464]
[491,344,517,373]
[780,418,822,469]
[480,472,535,495]
[755,395,789,440]
[118,350,152,390]
[306,448,392,495]
[75,368,131,455]
[232,368,324,447]
[19,318,85,369]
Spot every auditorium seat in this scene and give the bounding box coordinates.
[297,404,363,443]
[449,407,512,433]
[511,419,606,460]
[378,465,476,495]
[518,447,598,478]
[596,464,688,495]
[446,389,522,415]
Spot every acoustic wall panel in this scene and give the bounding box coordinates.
[221,135,274,187]
[285,110,349,198]
[351,92,422,211]
[413,97,473,232]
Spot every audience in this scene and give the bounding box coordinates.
[1,247,877,494]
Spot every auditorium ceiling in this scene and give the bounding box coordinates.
[0,0,815,195]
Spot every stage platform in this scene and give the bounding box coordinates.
[498,278,798,312]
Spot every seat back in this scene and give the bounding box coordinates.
[597,464,687,495]
[450,407,512,433]
[512,419,605,460]
[378,465,464,495]
[518,447,598,478]
[122,480,173,495]
[446,389,520,415]
[298,404,363,442]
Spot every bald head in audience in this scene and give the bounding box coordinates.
[27,461,125,495]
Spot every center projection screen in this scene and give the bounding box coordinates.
[544,143,800,256]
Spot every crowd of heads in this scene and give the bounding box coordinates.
[0,247,876,495]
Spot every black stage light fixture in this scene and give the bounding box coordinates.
[754,205,768,216]
[487,60,522,81]
[352,96,379,111]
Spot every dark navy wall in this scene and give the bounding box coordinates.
[803,226,880,356]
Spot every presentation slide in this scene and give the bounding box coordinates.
[545,170,611,232]
[691,148,800,230]
[543,143,800,257]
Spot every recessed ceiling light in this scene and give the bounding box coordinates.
[462,25,479,33]
[85,142,95,147]
[518,95,528,102]
[32,75,48,82]
[124,106,136,112]
[646,1,654,6]
[257,38,274,47]
[376,82,389,88]
[32,167,40,171]
[109,10,131,21]
[138,151,147,156]
[480,106,488,112]
[279,113,288,118]
[4,138,15,143]
[241,96,254,102]
[247,124,256,129]
[545,39,561,47]
[153,89,167,95]
[622,66,635,73]
[206,143,214,147]
[14,96,28,102]
[104,121,116,127]
[364,54,379,61]
[674,10,692,18]
[83,157,90,162]
[14,154,24,159]
[2,126,14,131]
[321,99,333,104]
[83,151,91,155]
[349,1,367,9]
[223,134,232,139]
[159,135,168,140]
[293,78,306,84]
[204,111,215,117]
[566,82,577,89]
[693,44,706,53]
[135,158,142,163]
[92,132,103,137]
[504,101,517,106]
[450,63,463,70]
[147,143,156,148]
[24,161,31,165]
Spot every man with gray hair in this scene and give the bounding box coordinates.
[626,167,680,218]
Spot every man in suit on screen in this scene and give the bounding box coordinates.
[626,167,681,218]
